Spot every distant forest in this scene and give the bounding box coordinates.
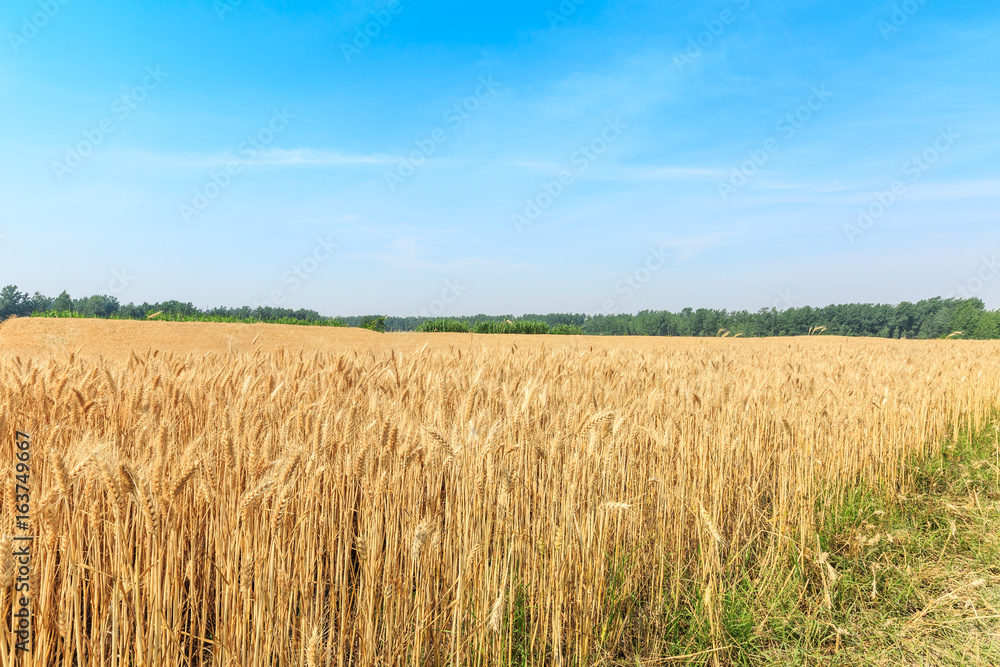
[2,284,999,339]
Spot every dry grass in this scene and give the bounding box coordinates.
[0,319,999,665]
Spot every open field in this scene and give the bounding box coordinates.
[0,316,884,359]
[1,318,999,666]
[5,315,995,362]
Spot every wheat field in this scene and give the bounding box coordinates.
[1,318,998,666]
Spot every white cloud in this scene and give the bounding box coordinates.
[104,147,398,170]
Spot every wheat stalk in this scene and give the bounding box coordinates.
[4,321,1000,666]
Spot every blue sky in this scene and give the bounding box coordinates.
[2,0,998,316]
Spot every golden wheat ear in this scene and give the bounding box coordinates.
[13,318,1000,664]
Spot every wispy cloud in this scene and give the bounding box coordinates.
[508,160,724,180]
[254,148,396,166]
[719,177,1000,206]
[658,230,749,261]
[900,178,1000,202]
[108,147,397,170]
[594,165,727,181]
[372,236,515,271]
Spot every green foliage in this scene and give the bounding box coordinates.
[35,310,83,319]
[750,421,1000,666]
[352,299,1000,338]
[11,285,1000,340]
[144,313,348,326]
[52,290,72,313]
[77,294,120,318]
[415,318,469,333]
[579,297,994,338]
[359,315,387,333]
[33,311,348,327]
[0,285,53,320]
[413,318,583,335]
[471,319,550,335]
[0,285,29,319]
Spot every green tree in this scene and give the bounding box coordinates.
[28,292,52,313]
[78,295,120,318]
[948,299,986,338]
[52,290,73,313]
[0,285,30,320]
[360,315,387,333]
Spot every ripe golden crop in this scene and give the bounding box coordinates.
[1,319,997,666]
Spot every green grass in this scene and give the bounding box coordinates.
[743,421,1000,666]
[573,420,1000,666]
[419,421,1000,665]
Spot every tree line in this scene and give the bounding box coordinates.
[345,297,1000,338]
[2,285,997,339]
